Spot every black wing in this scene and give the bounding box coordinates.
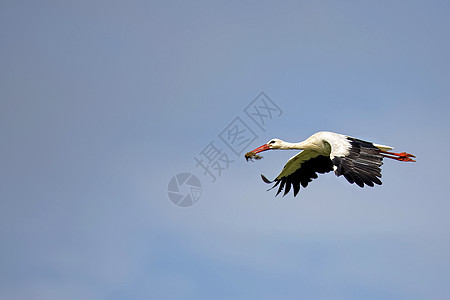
[332,137,383,187]
[262,150,334,197]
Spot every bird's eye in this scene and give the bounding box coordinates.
[269,140,275,144]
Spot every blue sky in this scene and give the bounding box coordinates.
[1,1,450,299]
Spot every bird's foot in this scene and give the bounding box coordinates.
[380,151,416,162]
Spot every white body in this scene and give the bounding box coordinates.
[273,131,393,156]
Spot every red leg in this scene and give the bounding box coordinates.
[380,150,416,162]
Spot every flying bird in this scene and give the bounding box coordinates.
[244,131,415,197]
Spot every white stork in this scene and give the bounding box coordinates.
[245,131,415,197]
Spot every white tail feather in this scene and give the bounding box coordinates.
[373,143,393,151]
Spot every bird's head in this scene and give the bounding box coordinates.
[244,138,290,161]
[250,138,285,154]
[266,138,285,149]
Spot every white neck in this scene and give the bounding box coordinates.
[280,141,310,150]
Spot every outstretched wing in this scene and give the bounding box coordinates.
[331,137,383,187]
[262,150,334,197]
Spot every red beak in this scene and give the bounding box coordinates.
[251,144,270,154]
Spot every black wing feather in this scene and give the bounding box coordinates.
[332,137,384,188]
[262,154,334,197]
